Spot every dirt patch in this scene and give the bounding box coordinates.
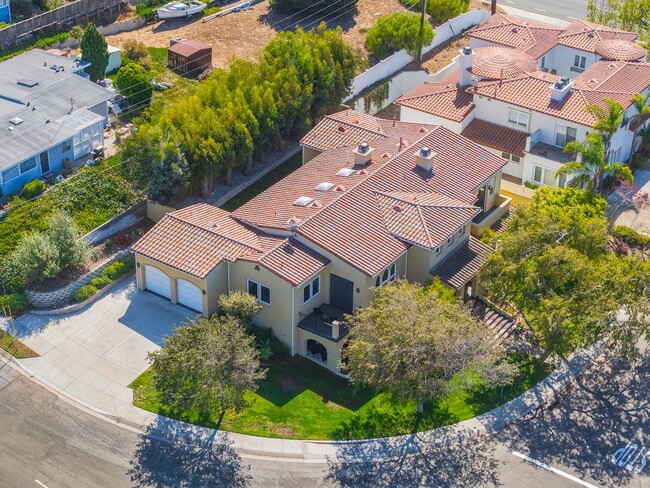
[326,400,344,410]
[419,35,470,74]
[107,0,416,69]
[277,375,304,394]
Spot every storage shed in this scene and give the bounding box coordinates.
[167,38,212,76]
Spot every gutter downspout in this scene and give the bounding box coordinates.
[291,286,295,356]
[227,261,231,295]
[404,250,408,278]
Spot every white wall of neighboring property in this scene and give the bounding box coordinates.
[551,45,598,77]
[106,45,122,75]
[345,9,490,101]
[399,106,464,133]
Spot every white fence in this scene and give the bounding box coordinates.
[345,9,490,101]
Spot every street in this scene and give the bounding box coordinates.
[0,348,649,487]
[497,0,588,22]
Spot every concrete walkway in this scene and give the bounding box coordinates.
[7,279,194,423]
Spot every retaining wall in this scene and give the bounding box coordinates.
[83,200,147,246]
[25,249,132,309]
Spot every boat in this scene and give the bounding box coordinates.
[156,0,207,19]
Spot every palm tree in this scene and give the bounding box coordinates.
[628,92,650,162]
[585,98,626,161]
[558,132,633,192]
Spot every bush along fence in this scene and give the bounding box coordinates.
[25,249,133,308]
[344,9,490,102]
[73,255,135,303]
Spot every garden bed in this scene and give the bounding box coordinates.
[130,353,554,440]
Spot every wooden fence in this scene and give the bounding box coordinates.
[0,0,125,49]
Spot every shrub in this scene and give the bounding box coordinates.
[14,232,61,280]
[0,257,25,294]
[103,257,135,280]
[80,24,109,82]
[116,63,154,108]
[69,25,85,40]
[122,39,148,62]
[112,233,132,247]
[46,211,90,269]
[21,179,47,200]
[90,275,112,289]
[365,12,434,59]
[524,181,540,190]
[218,290,262,328]
[73,285,97,303]
[613,225,650,247]
[9,0,32,19]
[0,293,29,314]
[256,338,273,361]
[104,239,116,252]
[427,0,469,23]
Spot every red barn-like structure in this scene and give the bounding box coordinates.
[167,38,212,76]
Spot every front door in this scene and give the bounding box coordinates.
[39,151,50,174]
[330,274,353,313]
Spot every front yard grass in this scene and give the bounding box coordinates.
[0,329,38,359]
[130,353,554,440]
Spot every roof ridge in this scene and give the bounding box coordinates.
[376,190,476,209]
[167,213,263,253]
[415,204,435,248]
[327,113,387,137]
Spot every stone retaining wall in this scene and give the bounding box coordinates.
[25,249,133,309]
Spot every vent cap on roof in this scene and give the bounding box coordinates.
[293,196,314,207]
[17,79,39,88]
[315,182,335,192]
[9,117,23,126]
[551,76,572,101]
[353,143,375,166]
[415,147,437,173]
[336,168,355,177]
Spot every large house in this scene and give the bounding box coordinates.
[395,14,650,190]
[0,50,112,196]
[133,111,512,374]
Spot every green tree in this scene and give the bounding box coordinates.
[269,0,357,15]
[482,187,650,359]
[558,132,633,191]
[585,98,626,160]
[365,13,434,59]
[148,143,190,206]
[80,24,109,82]
[46,210,90,269]
[218,290,262,328]
[344,280,515,413]
[587,0,650,33]
[147,315,266,424]
[628,92,650,161]
[116,63,154,109]
[427,0,469,23]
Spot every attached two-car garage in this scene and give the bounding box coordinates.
[143,265,203,313]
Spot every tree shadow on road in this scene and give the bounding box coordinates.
[326,432,502,487]
[128,417,251,487]
[498,351,650,486]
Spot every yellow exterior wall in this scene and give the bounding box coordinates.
[295,327,346,375]
[302,146,322,165]
[146,200,176,223]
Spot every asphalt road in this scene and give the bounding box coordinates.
[497,0,588,22]
[0,349,649,488]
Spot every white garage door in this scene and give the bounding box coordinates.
[144,265,171,299]
[177,279,203,313]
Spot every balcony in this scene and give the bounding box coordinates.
[298,304,349,342]
[471,194,512,237]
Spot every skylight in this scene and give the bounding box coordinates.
[17,79,39,88]
[9,117,23,126]
[315,182,335,191]
[293,196,314,207]
[336,168,355,177]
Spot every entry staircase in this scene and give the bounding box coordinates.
[470,297,518,340]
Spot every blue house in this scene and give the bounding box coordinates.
[0,0,10,23]
[0,50,112,197]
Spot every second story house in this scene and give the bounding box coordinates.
[0,50,111,196]
[395,15,650,191]
[132,111,510,375]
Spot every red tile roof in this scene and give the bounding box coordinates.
[431,236,493,289]
[557,19,638,53]
[168,39,212,57]
[595,39,646,61]
[233,119,506,277]
[470,46,538,79]
[461,119,527,157]
[394,71,475,122]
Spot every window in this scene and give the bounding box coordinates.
[375,262,397,287]
[447,235,454,245]
[19,157,37,174]
[1,165,19,183]
[555,124,577,147]
[435,246,441,256]
[533,165,566,188]
[247,279,271,305]
[507,108,529,128]
[60,139,72,153]
[573,54,586,69]
[540,55,547,70]
[501,152,522,164]
[458,226,465,236]
[489,177,495,195]
[303,276,321,303]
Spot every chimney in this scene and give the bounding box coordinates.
[415,146,436,172]
[550,76,572,101]
[353,142,375,166]
[458,47,474,87]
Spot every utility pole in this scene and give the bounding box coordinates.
[491,0,497,14]
[418,0,428,62]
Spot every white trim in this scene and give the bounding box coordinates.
[227,260,231,295]
[247,278,271,305]
[303,275,321,304]
[291,286,295,356]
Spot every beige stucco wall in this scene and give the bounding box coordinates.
[229,260,295,349]
[135,254,225,317]
[295,327,346,375]
[302,146,322,165]
[146,200,176,223]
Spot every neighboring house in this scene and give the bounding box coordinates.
[0,50,112,196]
[396,14,650,190]
[0,0,10,23]
[167,38,212,76]
[133,110,511,374]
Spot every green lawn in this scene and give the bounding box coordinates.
[0,329,38,359]
[130,353,554,440]
[220,151,303,212]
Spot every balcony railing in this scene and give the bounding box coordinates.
[298,305,349,342]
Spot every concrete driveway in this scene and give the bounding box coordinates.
[10,278,195,421]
